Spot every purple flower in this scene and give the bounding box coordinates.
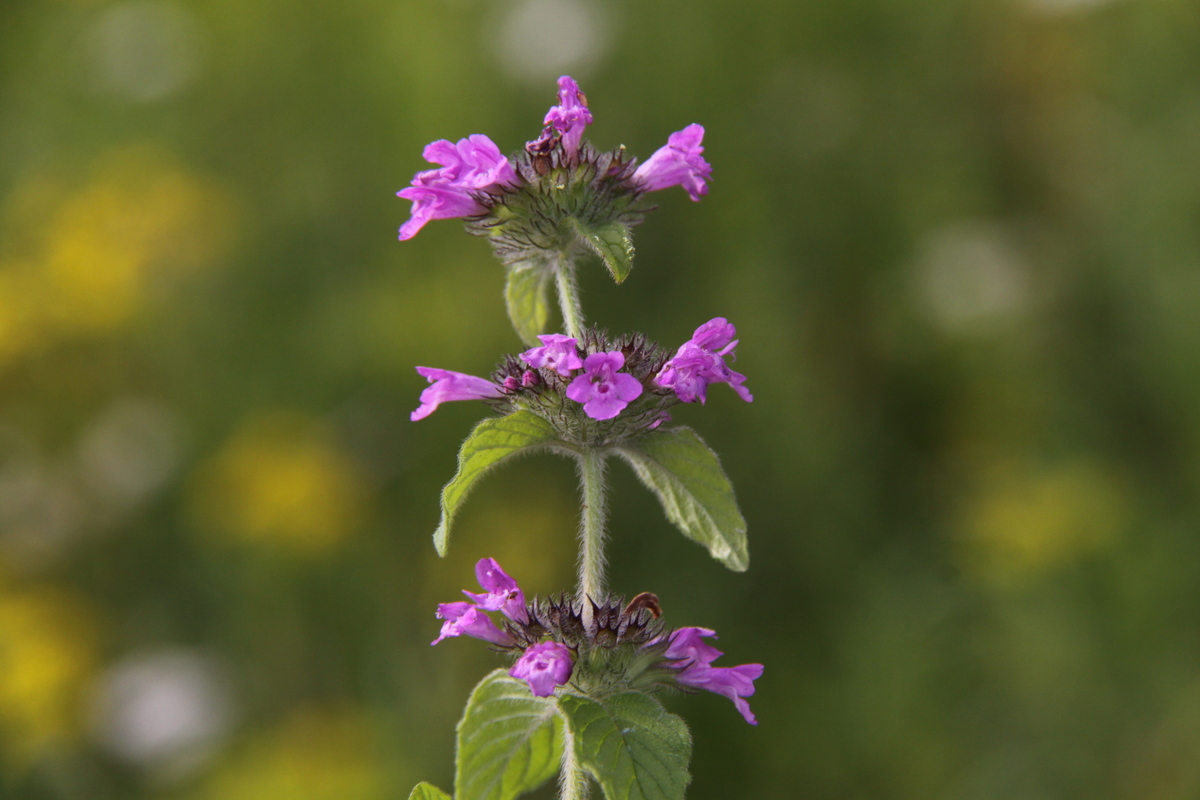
[656,317,752,404]
[667,627,763,725]
[676,662,764,725]
[398,135,519,240]
[509,641,574,697]
[463,557,529,624]
[633,124,712,201]
[665,627,725,666]
[521,334,584,377]
[527,76,593,157]
[565,351,644,420]
[411,367,504,421]
[432,602,515,647]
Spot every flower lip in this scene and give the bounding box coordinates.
[565,351,644,420]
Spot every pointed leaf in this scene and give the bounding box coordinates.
[558,691,691,800]
[409,783,452,800]
[505,257,556,347]
[613,427,748,571]
[456,670,563,800]
[572,219,634,284]
[435,411,563,555]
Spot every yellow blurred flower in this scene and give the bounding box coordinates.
[0,143,234,363]
[190,411,366,553]
[956,459,1127,582]
[0,585,97,766]
[192,707,389,800]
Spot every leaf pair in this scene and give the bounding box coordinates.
[414,670,691,800]
[433,411,748,572]
[504,220,634,348]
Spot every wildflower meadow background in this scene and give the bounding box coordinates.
[3,0,1200,798]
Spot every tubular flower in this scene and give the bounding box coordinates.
[633,124,712,201]
[509,641,574,697]
[656,317,752,404]
[432,602,515,647]
[566,351,644,420]
[527,75,593,158]
[398,135,518,240]
[463,557,529,624]
[520,334,584,377]
[666,627,763,725]
[410,367,504,421]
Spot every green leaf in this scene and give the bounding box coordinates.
[613,427,749,571]
[408,782,452,800]
[434,411,563,556]
[572,219,634,284]
[456,670,563,800]
[505,257,556,347]
[558,691,692,800]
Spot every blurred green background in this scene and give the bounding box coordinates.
[2,0,1200,797]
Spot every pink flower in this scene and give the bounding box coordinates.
[667,627,763,725]
[527,76,593,157]
[565,351,644,420]
[411,367,504,421]
[463,557,529,624]
[633,124,712,201]
[431,602,515,647]
[656,317,752,404]
[509,641,574,697]
[398,135,518,240]
[521,334,584,377]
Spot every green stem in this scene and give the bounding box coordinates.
[555,253,585,340]
[576,447,608,620]
[558,714,589,800]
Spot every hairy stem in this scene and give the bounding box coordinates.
[555,253,585,340]
[576,447,608,624]
[558,712,589,800]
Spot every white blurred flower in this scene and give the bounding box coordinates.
[90,649,234,779]
[77,397,182,512]
[85,1,204,102]
[493,0,611,84]
[911,221,1031,334]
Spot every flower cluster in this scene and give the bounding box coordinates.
[411,320,751,443]
[433,559,763,721]
[396,76,712,249]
